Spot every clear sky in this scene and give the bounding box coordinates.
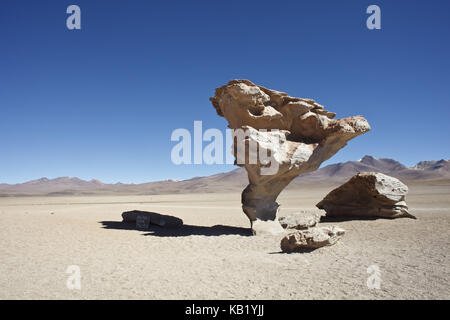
[1,0,449,184]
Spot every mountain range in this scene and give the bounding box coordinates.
[0,156,449,196]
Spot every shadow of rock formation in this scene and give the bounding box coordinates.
[99,221,252,237]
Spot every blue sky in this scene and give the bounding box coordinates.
[1,0,449,184]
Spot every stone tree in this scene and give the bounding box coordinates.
[210,80,370,234]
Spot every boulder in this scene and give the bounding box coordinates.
[280,226,345,252]
[316,172,415,219]
[122,210,183,228]
[210,80,370,234]
[278,210,323,230]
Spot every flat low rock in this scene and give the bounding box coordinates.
[122,210,183,228]
[280,226,345,252]
[278,210,323,230]
[316,172,416,219]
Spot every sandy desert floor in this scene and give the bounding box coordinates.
[0,184,449,299]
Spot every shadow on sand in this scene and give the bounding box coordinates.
[99,221,252,237]
[319,216,379,222]
[268,248,316,255]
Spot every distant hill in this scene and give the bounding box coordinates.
[291,156,450,186]
[0,155,449,196]
[0,177,106,193]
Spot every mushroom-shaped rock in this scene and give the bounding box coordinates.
[316,172,415,219]
[280,226,345,252]
[210,80,370,234]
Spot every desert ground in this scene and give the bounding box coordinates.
[0,184,449,300]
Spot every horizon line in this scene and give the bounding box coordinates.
[1,155,448,186]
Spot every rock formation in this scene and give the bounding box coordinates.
[280,226,345,252]
[278,210,323,230]
[122,210,184,228]
[210,80,370,234]
[316,172,415,219]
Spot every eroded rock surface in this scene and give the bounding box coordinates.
[316,172,415,219]
[280,226,345,252]
[210,80,370,234]
[122,210,184,228]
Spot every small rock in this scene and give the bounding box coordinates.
[280,226,345,252]
[278,210,323,230]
